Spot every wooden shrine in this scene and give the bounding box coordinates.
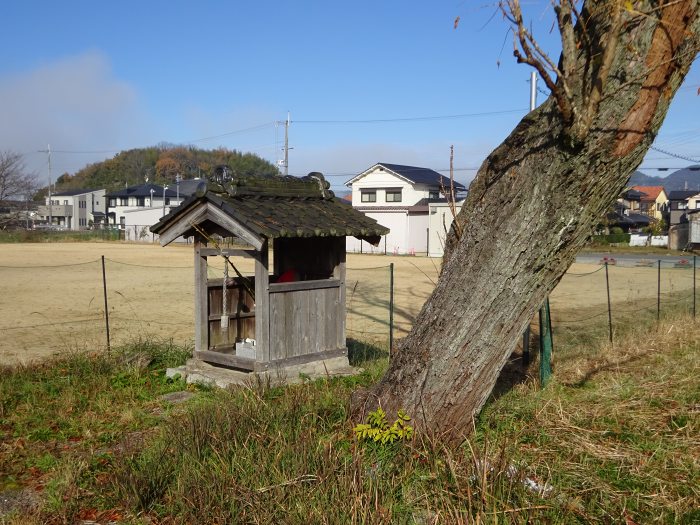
[151,171,388,373]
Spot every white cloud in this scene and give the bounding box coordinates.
[0,51,155,179]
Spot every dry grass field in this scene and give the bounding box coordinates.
[0,242,694,365]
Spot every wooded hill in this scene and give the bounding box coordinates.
[51,145,279,194]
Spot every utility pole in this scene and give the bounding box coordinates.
[39,145,53,228]
[284,112,290,176]
[530,71,537,112]
[275,112,292,176]
[47,144,52,228]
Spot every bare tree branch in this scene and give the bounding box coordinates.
[555,0,577,90]
[503,0,575,124]
[0,151,37,204]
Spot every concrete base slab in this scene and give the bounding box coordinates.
[166,356,360,389]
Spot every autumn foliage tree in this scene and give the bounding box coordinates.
[53,145,278,193]
[352,0,700,441]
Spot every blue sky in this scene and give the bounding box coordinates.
[1,1,698,192]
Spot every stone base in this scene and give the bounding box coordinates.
[166,356,360,389]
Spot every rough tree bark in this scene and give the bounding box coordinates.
[351,0,700,441]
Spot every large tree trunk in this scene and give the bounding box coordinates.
[352,0,700,441]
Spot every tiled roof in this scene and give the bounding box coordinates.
[630,185,666,201]
[53,189,99,197]
[621,189,645,200]
[668,190,697,201]
[347,162,467,191]
[107,183,178,198]
[151,173,389,242]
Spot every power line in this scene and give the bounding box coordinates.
[292,108,526,124]
[295,167,481,178]
[648,145,699,163]
[50,149,121,154]
[183,122,276,144]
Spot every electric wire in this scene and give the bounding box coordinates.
[292,108,527,124]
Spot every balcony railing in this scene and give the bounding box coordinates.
[37,205,73,217]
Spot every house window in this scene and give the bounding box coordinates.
[137,197,145,207]
[678,201,688,210]
[429,190,440,199]
[119,198,128,206]
[386,190,402,203]
[361,191,376,203]
[108,198,116,207]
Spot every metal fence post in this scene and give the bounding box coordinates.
[389,262,394,356]
[694,255,696,319]
[539,298,553,387]
[522,326,530,366]
[657,259,661,322]
[605,261,613,344]
[101,255,111,354]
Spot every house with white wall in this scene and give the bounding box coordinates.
[122,206,185,242]
[106,183,183,230]
[427,200,468,257]
[37,189,106,230]
[345,163,466,255]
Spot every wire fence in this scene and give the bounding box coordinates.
[1,253,697,366]
[550,257,698,342]
[0,257,393,365]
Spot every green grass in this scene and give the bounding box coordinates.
[0,322,698,523]
[0,338,191,522]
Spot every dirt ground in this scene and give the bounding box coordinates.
[1,242,693,365]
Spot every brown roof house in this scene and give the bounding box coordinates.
[151,170,388,386]
[629,185,668,221]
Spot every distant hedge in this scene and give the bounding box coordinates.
[0,229,121,243]
[590,233,631,245]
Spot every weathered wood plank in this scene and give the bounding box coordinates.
[255,347,348,372]
[255,241,270,363]
[334,238,346,349]
[269,292,285,360]
[206,205,264,250]
[323,287,333,354]
[199,248,257,258]
[269,279,340,293]
[194,236,208,353]
[195,350,256,371]
[308,289,320,354]
[208,311,255,321]
[159,204,208,246]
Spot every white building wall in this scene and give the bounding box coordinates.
[41,189,106,230]
[346,211,410,254]
[109,197,182,229]
[428,202,463,257]
[122,206,189,243]
[350,168,430,207]
[406,213,429,254]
